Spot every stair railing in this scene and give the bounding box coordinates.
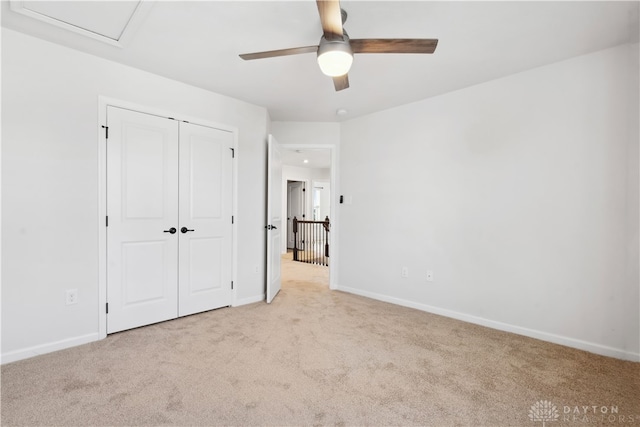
[292,216,330,266]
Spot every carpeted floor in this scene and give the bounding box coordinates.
[1,254,639,426]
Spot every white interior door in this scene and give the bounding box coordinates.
[107,107,234,333]
[266,134,282,303]
[178,123,233,316]
[106,107,179,333]
[287,181,305,249]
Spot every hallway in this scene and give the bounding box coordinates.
[281,250,329,289]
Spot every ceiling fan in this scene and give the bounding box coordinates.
[239,0,438,91]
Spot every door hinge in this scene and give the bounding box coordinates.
[106,216,109,227]
[230,148,235,158]
[231,281,234,290]
[106,302,109,314]
[101,125,108,139]
[231,216,234,224]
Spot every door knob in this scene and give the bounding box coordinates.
[163,227,177,234]
[271,225,278,230]
[181,227,195,233]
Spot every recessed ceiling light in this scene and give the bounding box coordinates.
[303,159,309,164]
[336,108,348,116]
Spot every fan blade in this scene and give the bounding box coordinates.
[333,74,349,91]
[351,39,438,54]
[239,46,318,61]
[316,0,343,40]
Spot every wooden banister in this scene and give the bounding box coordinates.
[292,216,330,266]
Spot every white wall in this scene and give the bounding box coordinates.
[339,44,640,361]
[627,43,640,361]
[271,122,340,147]
[283,166,331,184]
[1,29,269,362]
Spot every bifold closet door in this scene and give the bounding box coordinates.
[178,122,233,317]
[106,107,180,334]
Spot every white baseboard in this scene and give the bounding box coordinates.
[2,294,265,364]
[233,293,264,307]
[337,285,640,362]
[1,333,101,365]
[4,291,636,363]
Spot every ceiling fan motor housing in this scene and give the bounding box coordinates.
[317,34,353,76]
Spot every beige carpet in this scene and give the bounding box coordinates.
[1,254,639,426]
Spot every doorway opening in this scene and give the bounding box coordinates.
[280,147,333,289]
[287,180,306,251]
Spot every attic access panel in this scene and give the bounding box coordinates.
[9,1,152,47]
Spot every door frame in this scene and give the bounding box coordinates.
[97,96,238,339]
[280,144,338,290]
[286,180,307,250]
[311,180,330,221]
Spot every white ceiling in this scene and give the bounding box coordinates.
[12,1,139,40]
[281,147,332,169]
[2,1,638,124]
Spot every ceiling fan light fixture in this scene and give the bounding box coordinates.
[238,3,439,92]
[317,36,353,77]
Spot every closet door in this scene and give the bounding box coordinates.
[106,107,179,334]
[266,134,282,303]
[178,123,233,316]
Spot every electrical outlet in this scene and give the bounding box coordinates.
[65,289,78,305]
[426,271,434,282]
[401,266,409,278]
